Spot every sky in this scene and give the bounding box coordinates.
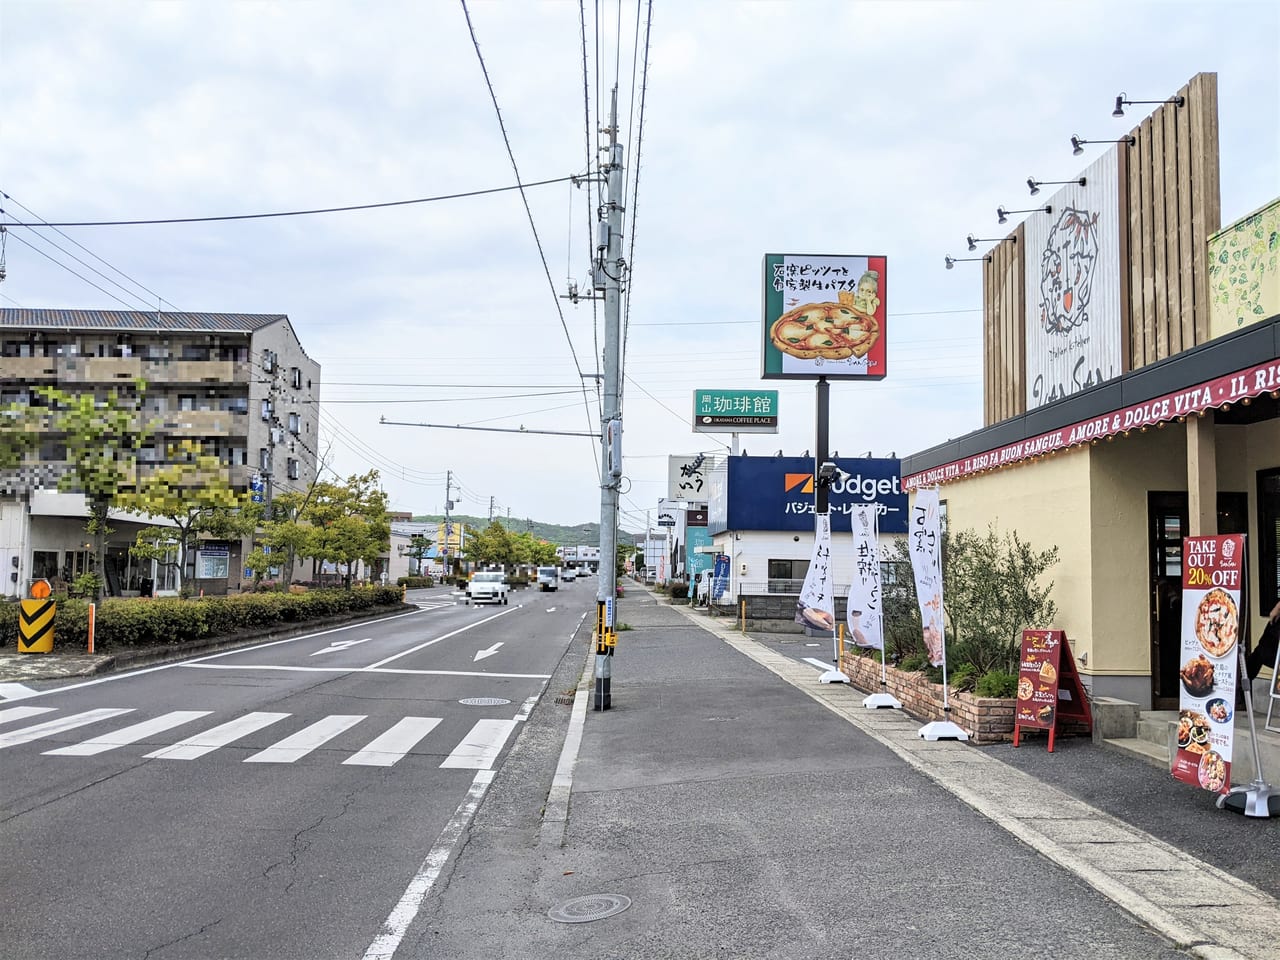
[1,0,1277,531]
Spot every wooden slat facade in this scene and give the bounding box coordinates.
[1126,72,1220,368]
[982,224,1025,425]
[983,72,1221,424]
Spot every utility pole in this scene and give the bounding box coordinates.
[595,87,624,711]
[443,469,453,576]
[488,496,495,523]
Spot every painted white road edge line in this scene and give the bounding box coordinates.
[541,631,594,846]
[16,608,429,701]
[362,769,495,960]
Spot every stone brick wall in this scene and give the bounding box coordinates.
[839,651,1016,745]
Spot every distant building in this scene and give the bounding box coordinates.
[0,308,319,597]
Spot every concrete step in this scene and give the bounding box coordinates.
[1103,737,1169,769]
[1137,712,1177,749]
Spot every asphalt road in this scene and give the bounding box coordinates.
[0,583,592,960]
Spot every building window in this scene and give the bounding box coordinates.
[224,446,247,466]
[32,551,59,581]
[287,458,300,480]
[766,558,808,593]
[291,367,302,389]
[178,394,196,411]
[880,561,907,586]
[180,344,211,361]
[261,350,276,373]
[288,412,300,435]
[261,399,272,421]
[1260,469,1280,616]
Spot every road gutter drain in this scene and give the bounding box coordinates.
[547,894,632,924]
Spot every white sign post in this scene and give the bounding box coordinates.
[849,505,900,709]
[909,488,968,741]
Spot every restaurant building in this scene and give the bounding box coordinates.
[901,73,1280,708]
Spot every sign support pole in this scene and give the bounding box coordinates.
[813,377,850,685]
[1218,573,1279,817]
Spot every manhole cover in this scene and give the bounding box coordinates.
[458,697,511,706]
[548,894,632,924]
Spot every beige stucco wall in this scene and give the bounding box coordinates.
[925,446,1094,670]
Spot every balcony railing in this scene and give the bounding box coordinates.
[14,357,252,386]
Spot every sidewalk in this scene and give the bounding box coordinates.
[410,593,1280,960]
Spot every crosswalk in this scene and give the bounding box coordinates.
[0,705,516,769]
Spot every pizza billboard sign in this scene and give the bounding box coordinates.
[762,253,887,380]
[1172,534,1244,795]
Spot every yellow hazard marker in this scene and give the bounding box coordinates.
[19,580,56,653]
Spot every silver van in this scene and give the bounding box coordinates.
[536,566,559,591]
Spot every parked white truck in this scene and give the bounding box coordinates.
[465,571,509,605]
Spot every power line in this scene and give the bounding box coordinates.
[0,175,579,228]
[459,0,601,481]
[619,0,652,398]
[4,231,142,310]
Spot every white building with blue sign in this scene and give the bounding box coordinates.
[705,454,906,606]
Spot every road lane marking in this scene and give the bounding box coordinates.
[363,605,520,670]
[513,692,540,722]
[439,719,517,769]
[363,769,495,960]
[343,717,441,767]
[311,638,371,656]
[145,711,291,760]
[244,714,366,763]
[180,664,550,679]
[0,683,39,700]
[13,608,429,700]
[803,657,836,671]
[0,708,134,749]
[43,711,213,756]
[473,642,503,662]
[0,705,57,725]
[545,607,556,612]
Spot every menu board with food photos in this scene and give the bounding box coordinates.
[1013,629,1092,751]
[1173,534,1245,795]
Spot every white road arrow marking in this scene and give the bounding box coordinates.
[473,642,504,662]
[0,683,38,701]
[311,638,371,656]
[545,607,556,613]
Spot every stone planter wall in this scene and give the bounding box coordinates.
[839,651,1016,745]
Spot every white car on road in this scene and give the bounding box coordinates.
[465,572,509,605]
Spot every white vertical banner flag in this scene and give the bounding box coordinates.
[909,488,946,668]
[795,512,835,632]
[847,505,883,649]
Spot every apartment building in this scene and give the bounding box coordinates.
[0,309,320,597]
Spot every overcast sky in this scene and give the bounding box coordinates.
[2,0,1277,530]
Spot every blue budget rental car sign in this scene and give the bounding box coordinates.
[708,456,906,534]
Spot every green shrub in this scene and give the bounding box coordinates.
[396,576,434,588]
[975,670,1019,698]
[948,663,978,692]
[898,654,926,672]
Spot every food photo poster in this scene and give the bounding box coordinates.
[1173,534,1245,795]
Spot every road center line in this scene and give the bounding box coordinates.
[362,605,521,670]
[180,664,551,679]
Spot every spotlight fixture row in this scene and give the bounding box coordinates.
[1113,92,1184,117]
[944,255,990,270]
[1072,134,1136,156]
[997,204,1051,224]
[1027,176,1085,196]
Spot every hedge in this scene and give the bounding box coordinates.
[0,586,405,651]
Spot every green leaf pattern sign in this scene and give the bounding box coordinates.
[1208,199,1279,339]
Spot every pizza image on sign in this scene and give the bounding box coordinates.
[770,291,881,361]
[1195,587,1238,658]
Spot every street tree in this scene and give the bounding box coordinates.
[306,470,390,588]
[468,521,514,568]
[117,441,259,595]
[38,384,153,599]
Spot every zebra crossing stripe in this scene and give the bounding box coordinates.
[440,719,517,770]
[343,717,442,767]
[0,708,134,749]
[144,712,291,760]
[244,715,366,763]
[0,706,57,725]
[44,711,213,757]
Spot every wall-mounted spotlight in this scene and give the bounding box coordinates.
[997,204,1052,224]
[1028,176,1085,196]
[944,254,991,270]
[1072,134,1135,156]
[1113,92,1184,117]
[965,233,1005,252]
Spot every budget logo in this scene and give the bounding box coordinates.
[784,473,814,494]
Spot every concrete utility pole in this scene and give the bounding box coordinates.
[443,470,453,575]
[595,87,624,711]
[488,496,495,523]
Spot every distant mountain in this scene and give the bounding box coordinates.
[410,515,643,546]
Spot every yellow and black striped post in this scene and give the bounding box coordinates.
[18,598,56,653]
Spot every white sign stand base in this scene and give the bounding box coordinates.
[919,720,969,741]
[818,669,850,684]
[1217,655,1279,818]
[864,691,903,710]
